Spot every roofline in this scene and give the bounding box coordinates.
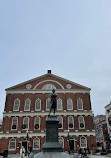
[5,73,91,91]
[104,102,111,108]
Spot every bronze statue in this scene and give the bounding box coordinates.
[49,89,57,115]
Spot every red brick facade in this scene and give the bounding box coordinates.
[0,70,96,153]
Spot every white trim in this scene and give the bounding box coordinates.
[8,138,16,151]
[23,117,29,130]
[68,116,74,129]
[80,136,87,148]
[0,131,95,139]
[11,117,18,130]
[34,117,40,130]
[24,98,31,111]
[33,137,40,150]
[78,116,85,129]
[6,89,90,94]
[57,116,63,129]
[42,84,56,90]
[46,98,50,111]
[33,80,64,89]
[57,98,63,111]
[13,98,20,111]
[77,98,83,110]
[67,98,73,110]
[59,136,64,148]
[3,111,93,117]
[35,98,41,111]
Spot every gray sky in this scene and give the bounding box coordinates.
[0,0,111,120]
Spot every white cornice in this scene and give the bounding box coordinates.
[6,89,90,94]
[0,131,95,138]
[3,111,93,117]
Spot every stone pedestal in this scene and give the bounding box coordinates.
[42,115,63,152]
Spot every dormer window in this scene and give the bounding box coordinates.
[42,84,56,90]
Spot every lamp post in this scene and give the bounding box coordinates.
[26,130,29,157]
[65,130,70,154]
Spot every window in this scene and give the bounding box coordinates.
[13,99,20,111]
[24,98,31,111]
[67,99,73,110]
[57,99,62,110]
[12,117,18,130]
[46,98,50,111]
[23,117,29,129]
[79,116,85,129]
[35,99,41,111]
[77,98,83,110]
[68,116,74,129]
[58,116,63,129]
[42,84,56,90]
[80,137,87,148]
[34,117,40,129]
[9,138,16,150]
[33,138,40,150]
[59,137,64,148]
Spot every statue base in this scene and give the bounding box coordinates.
[42,115,63,152]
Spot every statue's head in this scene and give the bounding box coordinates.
[52,89,55,93]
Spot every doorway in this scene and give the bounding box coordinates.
[22,139,27,152]
[69,139,75,152]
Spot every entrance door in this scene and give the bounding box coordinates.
[69,140,75,151]
[22,141,27,152]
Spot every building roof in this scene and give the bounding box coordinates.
[5,70,91,91]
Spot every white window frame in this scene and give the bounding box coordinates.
[59,137,64,148]
[42,84,56,90]
[24,98,31,111]
[13,98,20,111]
[11,117,18,130]
[9,138,16,151]
[80,136,87,148]
[33,138,40,150]
[34,117,40,130]
[77,98,83,110]
[23,117,29,130]
[67,98,73,110]
[35,98,41,111]
[68,116,74,129]
[78,116,85,129]
[57,98,63,111]
[57,116,63,129]
[46,98,51,111]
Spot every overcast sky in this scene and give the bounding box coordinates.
[0,0,111,120]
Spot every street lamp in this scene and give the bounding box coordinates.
[65,130,70,154]
[26,130,29,157]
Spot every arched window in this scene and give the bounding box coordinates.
[77,98,83,110]
[9,138,16,150]
[13,99,20,111]
[46,98,50,111]
[35,99,41,111]
[80,137,87,148]
[79,116,85,129]
[59,137,64,148]
[34,117,40,130]
[24,98,31,111]
[68,116,74,129]
[67,99,73,110]
[23,117,29,129]
[57,99,62,110]
[12,117,18,130]
[42,84,56,90]
[33,138,40,150]
[58,116,63,129]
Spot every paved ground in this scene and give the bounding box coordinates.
[0,154,111,158]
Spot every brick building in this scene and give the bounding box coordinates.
[0,70,96,153]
